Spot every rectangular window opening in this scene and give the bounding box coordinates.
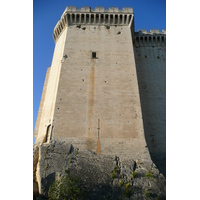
[92,52,97,59]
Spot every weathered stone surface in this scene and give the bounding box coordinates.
[33,144,39,196]
[134,33,166,176]
[37,141,165,199]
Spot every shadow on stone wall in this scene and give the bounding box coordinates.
[134,44,166,177]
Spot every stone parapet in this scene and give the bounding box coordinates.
[134,30,166,46]
[53,6,134,42]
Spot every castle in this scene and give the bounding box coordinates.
[33,6,166,198]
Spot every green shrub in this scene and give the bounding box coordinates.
[124,182,132,198]
[69,155,72,163]
[48,174,86,200]
[125,182,130,189]
[111,166,119,179]
[145,171,153,178]
[156,194,161,200]
[119,180,123,187]
[111,172,116,179]
[145,188,150,198]
[113,166,119,173]
[132,171,137,180]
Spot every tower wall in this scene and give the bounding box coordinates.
[35,27,68,144]
[34,67,51,140]
[134,30,166,174]
[48,7,151,161]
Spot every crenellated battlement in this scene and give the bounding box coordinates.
[53,6,134,42]
[134,29,166,46]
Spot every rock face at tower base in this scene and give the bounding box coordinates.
[34,141,165,200]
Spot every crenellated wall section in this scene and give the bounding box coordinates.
[53,6,134,42]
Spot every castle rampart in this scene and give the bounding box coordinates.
[53,7,134,42]
[133,30,166,175]
[134,30,166,46]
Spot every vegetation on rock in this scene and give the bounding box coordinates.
[48,174,87,200]
[145,171,154,178]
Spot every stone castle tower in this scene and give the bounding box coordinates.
[34,6,166,196]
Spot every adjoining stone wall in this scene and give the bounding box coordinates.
[133,30,166,175]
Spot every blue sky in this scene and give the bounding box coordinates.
[33,0,166,143]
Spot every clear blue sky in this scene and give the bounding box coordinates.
[33,0,166,143]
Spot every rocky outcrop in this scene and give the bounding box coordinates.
[35,141,165,199]
[33,144,39,196]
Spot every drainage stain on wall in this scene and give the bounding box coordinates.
[96,138,101,155]
[87,64,95,150]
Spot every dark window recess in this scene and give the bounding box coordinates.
[92,52,97,59]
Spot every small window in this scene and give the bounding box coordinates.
[92,52,97,59]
